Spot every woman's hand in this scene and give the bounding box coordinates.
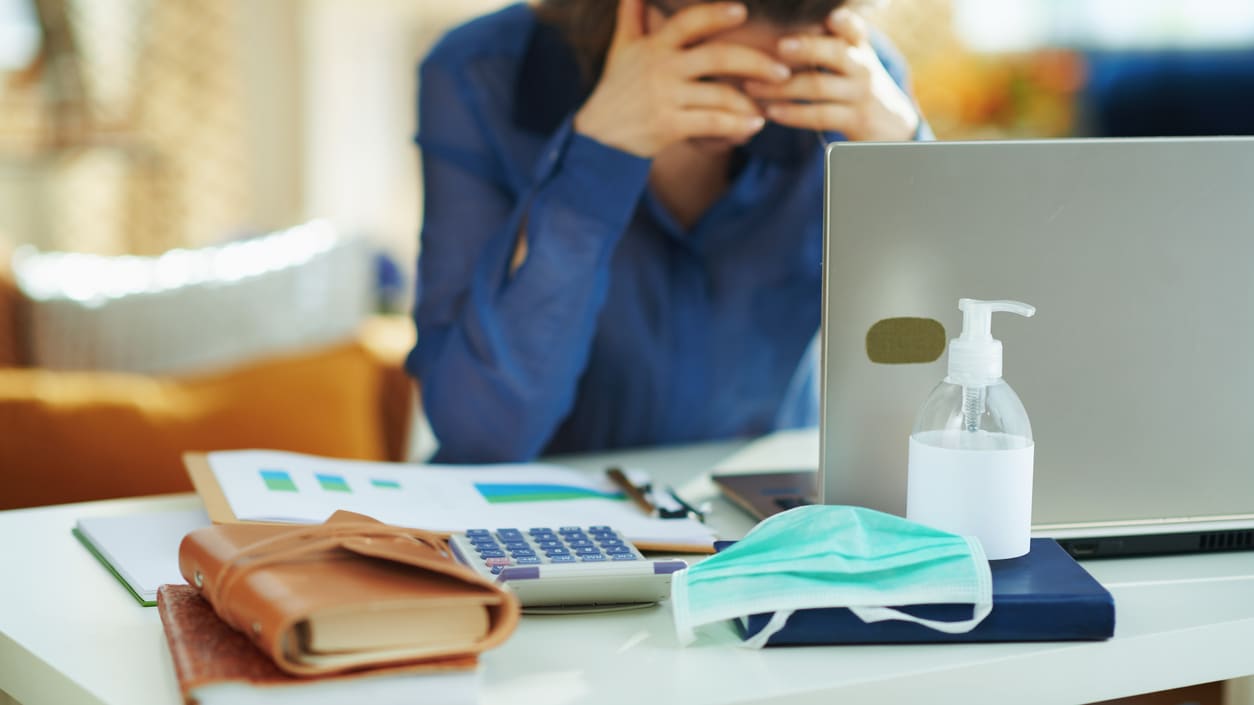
[574,0,792,158]
[744,8,919,142]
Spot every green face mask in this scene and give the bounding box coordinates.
[671,505,992,647]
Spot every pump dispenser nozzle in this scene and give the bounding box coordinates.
[946,299,1035,432]
[948,299,1035,386]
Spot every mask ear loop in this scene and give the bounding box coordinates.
[848,600,993,634]
[850,536,994,635]
[739,609,795,649]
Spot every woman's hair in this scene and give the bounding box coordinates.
[534,0,850,83]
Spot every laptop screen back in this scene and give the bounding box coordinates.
[819,137,1254,532]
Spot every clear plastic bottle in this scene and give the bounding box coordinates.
[906,299,1036,560]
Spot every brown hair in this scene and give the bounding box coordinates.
[534,0,849,83]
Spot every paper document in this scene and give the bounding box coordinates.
[74,509,211,605]
[204,450,716,550]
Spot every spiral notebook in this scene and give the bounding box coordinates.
[73,509,211,606]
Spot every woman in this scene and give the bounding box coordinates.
[408,0,930,462]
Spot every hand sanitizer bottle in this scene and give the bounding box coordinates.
[906,299,1036,560]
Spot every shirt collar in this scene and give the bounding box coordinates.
[513,17,823,165]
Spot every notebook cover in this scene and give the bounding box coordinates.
[157,585,478,705]
[711,471,817,521]
[735,538,1116,644]
[179,511,520,675]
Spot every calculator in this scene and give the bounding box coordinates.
[447,526,687,612]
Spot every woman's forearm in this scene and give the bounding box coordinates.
[413,120,651,462]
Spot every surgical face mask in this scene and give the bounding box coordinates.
[671,505,992,648]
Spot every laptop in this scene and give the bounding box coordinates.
[716,137,1254,559]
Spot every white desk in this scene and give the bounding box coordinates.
[4,439,1254,705]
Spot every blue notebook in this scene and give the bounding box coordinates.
[727,538,1115,645]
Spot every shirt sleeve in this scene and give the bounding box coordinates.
[408,57,652,463]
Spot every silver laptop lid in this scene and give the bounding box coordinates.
[819,137,1254,532]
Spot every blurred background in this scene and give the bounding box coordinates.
[3,0,1253,271]
[3,0,1254,512]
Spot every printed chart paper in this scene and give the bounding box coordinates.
[207,450,715,547]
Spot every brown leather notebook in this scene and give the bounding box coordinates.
[178,510,520,676]
[157,585,480,705]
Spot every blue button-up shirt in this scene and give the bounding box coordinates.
[408,3,928,462]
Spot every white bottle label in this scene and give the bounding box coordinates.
[906,431,1034,560]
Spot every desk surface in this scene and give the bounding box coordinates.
[4,439,1254,705]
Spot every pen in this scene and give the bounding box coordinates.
[605,467,656,517]
[665,486,706,523]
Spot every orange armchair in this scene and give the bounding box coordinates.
[0,265,417,511]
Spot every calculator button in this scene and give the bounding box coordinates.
[503,541,531,551]
[466,529,491,537]
[588,525,613,533]
[596,538,624,547]
[490,566,504,574]
[558,526,583,534]
[611,554,639,561]
[544,548,571,557]
[515,556,541,565]
[536,539,564,549]
[567,539,593,549]
[549,554,576,563]
[528,528,556,535]
[604,545,633,555]
[478,549,506,558]
[579,554,607,562]
[510,550,537,559]
[496,529,524,539]
[484,557,512,567]
[575,547,603,557]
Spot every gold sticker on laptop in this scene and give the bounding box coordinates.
[865,318,946,364]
